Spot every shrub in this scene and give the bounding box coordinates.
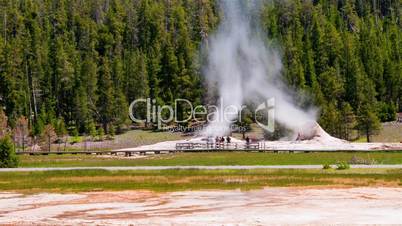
[70,136,81,145]
[0,109,8,138]
[109,125,115,137]
[41,124,57,151]
[348,155,377,165]
[97,128,105,141]
[87,121,97,140]
[0,136,19,168]
[106,125,115,140]
[322,163,332,170]
[336,162,350,170]
[106,135,115,140]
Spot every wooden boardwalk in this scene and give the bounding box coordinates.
[16,149,175,156]
[16,141,402,156]
[175,142,260,150]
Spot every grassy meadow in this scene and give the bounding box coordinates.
[6,126,401,193]
[0,168,401,193]
[18,152,402,167]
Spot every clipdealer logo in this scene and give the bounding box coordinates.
[129,98,275,132]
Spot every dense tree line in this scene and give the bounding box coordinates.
[0,0,400,142]
[0,0,218,138]
[261,0,400,140]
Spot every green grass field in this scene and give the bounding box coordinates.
[0,168,401,193]
[18,152,402,167]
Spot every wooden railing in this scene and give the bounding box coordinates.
[175,142,260,150]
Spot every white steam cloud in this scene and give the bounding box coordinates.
[202,0,317,137]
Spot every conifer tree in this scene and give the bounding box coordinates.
[97,57,115,133]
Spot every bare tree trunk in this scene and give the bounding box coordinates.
[63,136,67,152]
[25,61,33,129]
[57,137,61,152]
[3,13,6,45]
[32,81,38,120]
[22,134,25,152]
[84,135,87,152]
[48,136,51,152]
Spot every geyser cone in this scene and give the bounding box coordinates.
[296,121,346,144]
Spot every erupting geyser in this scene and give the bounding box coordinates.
[202,0,317,138]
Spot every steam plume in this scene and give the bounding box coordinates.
[202,0,317,137]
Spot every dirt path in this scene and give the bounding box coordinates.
[1,188,402,225]
[1,164,402,172]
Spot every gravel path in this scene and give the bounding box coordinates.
[1,164,402,172]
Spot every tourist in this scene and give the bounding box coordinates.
[245,136,250,144]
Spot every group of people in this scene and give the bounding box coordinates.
[213,136,252,144]
[215,136,231,144]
